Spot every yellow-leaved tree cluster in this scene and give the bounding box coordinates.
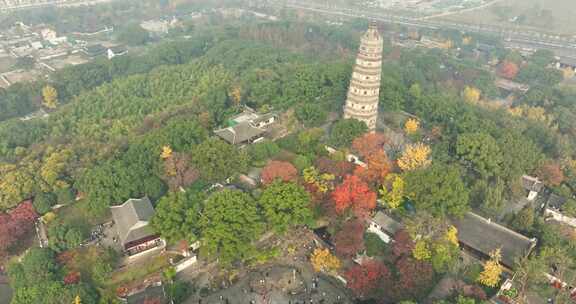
[478,248,503,287]
[310,248,341,273]
[397,143,432,171]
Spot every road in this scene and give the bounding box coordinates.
[260,0,576,57]
[0,0,113,11]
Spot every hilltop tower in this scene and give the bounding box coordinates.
[343,22,384,131]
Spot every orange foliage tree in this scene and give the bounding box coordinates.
[354,151,391,184]
[536,160,565,186]
[310,248,341,273]
[352,132,387,159]
[332,175,377,217]
[498,61,519,79]
[63,271,81,285]
[261,161,298,185]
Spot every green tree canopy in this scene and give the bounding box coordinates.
[117,24,150,46]
[497,132,542,188]
[404,164,470,217]
[8,247,99,304]
[191,137,248,182]
[295,103,328,127]
[150,189,205,244]
[199,189,264,265]
[259,181,313,233]
[456,132,503,179]
[33,191,57,214]
[329,118,368,148]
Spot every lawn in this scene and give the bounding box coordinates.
[107,253,174,288]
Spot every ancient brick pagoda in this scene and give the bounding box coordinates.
[343,22,384,131]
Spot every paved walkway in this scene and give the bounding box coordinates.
[184,264,352,304]
[0,274,12,304]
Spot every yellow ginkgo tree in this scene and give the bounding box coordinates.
[160,145,173,159]
[42,85,59,109]
[478,248,503,287]
[310,248,341,273]
[379,174,405,209]
[397,143,432,171]
[404,118,420,134]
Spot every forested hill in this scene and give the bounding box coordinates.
[0,23,357,212]
[0,20,361,125]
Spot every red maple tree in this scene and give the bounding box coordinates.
[352,133,387,159]
[0,200,38,257]
[315,157,355,179]
[395,256,434,299]
[334,219,365,258]
[0,214,16,257]
[261,160,298,185]
[345,260,391,297]
[392,229,414,258]
[64,271,81,285]
[354,151,391,185]
[332,175,376,217]
[535,161,565,186]
[498,61,519,79]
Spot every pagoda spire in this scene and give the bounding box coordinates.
[343,22,384,131]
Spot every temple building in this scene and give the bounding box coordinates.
[343,22,384,131]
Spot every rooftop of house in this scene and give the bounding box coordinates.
[251,112,277,125]
[370,211,403,235]
[110,197,156,246]
[453,212,537,269]
[108,45,127,54]
[214,123,265,145]
[522,175,544,192]
[557,56,576,67]
[230,110,260,125]
[546,193,568,211]
[83,44,106,56]
[495,77,531,92]
[476,42,496,52]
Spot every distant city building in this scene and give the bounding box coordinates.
[39,28,57,41]
[343,22,384,131]
[107,46,128,60]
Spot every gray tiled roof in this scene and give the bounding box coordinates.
[371,211,403,235]
[522,175,544,192]
[110,197,156,246]
[453,212,536,269]
[83,44,106,56]
[546,193,567,211]
[109,45,127,54]
[251,112,277,125]
[214,123,265,145]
